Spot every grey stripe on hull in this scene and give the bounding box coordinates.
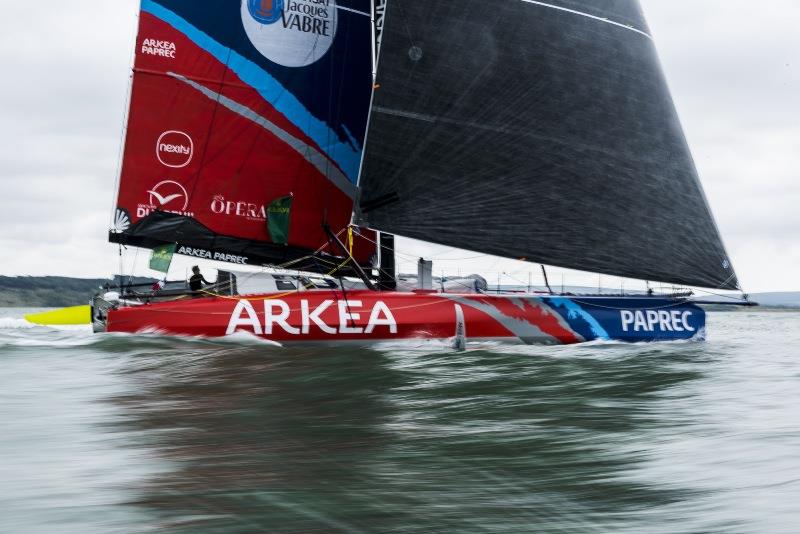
[168,72,357,199]
[441,295,585,345]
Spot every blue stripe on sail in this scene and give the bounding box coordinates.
[342,125,360,152]
[141,0,362,183]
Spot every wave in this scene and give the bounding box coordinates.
[0,315,703,355]
[0,326,283,352]
[103,330,283,348]
[0,317,39,330]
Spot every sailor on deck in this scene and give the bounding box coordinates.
[189,266,212,293]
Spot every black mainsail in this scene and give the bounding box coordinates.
[357,0,738,290]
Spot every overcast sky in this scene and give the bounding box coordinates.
[0,1,797,292]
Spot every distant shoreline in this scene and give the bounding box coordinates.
[1,276,798,309]
[0,276,153,308]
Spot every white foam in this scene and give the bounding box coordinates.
[220,331,283,347]
[0,316,93,331]
[0,317,37,330]
[1,335,96,348]
[105,329,283,348]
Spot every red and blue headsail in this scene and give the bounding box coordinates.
[111,0,376,269]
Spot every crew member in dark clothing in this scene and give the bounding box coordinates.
[189,266,212,292]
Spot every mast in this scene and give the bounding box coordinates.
[366,0,396,292]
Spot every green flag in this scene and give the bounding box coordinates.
[267,195,293,245]
[149,243,176,273]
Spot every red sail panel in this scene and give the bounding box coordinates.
[112,1,375,268]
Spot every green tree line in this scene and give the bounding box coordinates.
[0,276,152,307]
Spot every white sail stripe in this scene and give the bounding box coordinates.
[168,72,357,200]
[519,0,652,39]
[336,5,370,17]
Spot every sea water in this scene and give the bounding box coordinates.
[0,308,798,533]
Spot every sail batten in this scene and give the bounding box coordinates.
[358,0,738,290]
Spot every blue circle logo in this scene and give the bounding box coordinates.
[247,0,284,25]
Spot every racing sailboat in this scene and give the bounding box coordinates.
[94,0,743,345]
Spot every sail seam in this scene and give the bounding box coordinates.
[167,72,357,200]
[519,0,652,39]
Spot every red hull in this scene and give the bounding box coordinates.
[106,290,585,345]
[103,290,707,345]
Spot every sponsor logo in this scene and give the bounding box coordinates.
[137,180,193,218]
[141,38,176,59]
[242,0,338,68]
[148,180,189,211]
[112,208,131,234]
[248,0,284,24]
[227,299,398,336]
[156,131,193,168]
[176,246,249,265]
[210,195,266,221]
[620,310,696,333]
